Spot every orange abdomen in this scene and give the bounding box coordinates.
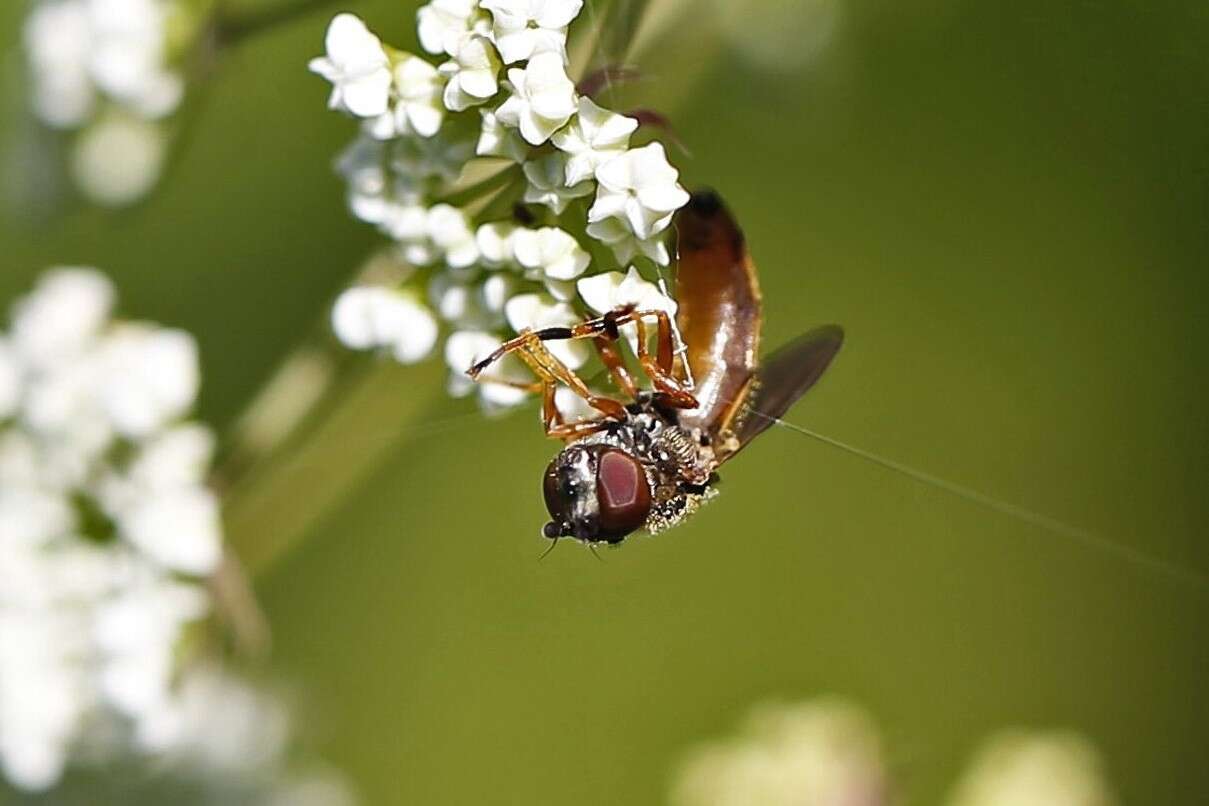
[673,192,763,439]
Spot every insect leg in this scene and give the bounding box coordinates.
[616,310,700,409]
[592,336,639,399]
[514,333,629,423]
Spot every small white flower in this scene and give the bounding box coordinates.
[393,56,446,137]
[476,108,529,162]
[481,273,518,315]
[308,13,392,118]
[0,487,74,546]
[542,277,577,302]
[475,222,519,267]
[127,424,215,489]
[588,142,690,240]
[11,268,114,368]
[494,52,577,145]
[481,0,583,64]
[87,0,182,119]
[504,293,589,369]
[331,286,440,364]
[670,699,889,806]
[577,266,678,350]
[426,204,480,268]
[552,97,638,185]
[578,266,677,317]
[428,274,497,330]
[336,135,390,224]
[417,0,488,58]
[586,216,671,266]
[71,113,166,207]
[120,488,222,575]
[512,227,590,282]
[439,35,501,112]
[522,152,592,214]
[380,202,438,266]
[96,325,200,439]
[23,0,94,128]
[445,331,530,410]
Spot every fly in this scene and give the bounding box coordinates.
[468,190,841,545]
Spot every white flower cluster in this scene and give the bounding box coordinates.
[670,698,1119,806]
[22,0,186,205]
[670,698,892,806]
[310,4,688,412]
[947,730,1118,806]
[0,268,222,791]
[136,664,358,806]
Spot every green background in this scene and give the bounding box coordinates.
[2,0,1207,803]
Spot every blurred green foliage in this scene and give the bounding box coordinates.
[2,1,1207,804]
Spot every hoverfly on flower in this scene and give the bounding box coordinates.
[468,191,843,544]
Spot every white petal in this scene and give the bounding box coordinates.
[577,272,624,314]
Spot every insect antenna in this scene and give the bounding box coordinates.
[538,537,561,561]
[745,407,1207,591]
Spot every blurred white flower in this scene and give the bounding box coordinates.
[947,731,1117,806]
[522,151,592,213]
[309,13,393,118]
[10,267,113,368]
[71,113,167,207]
[382,202,438,266]
[96,324,200,438]
[119,487,222,575]
[475,221,520,267]
[427,204,481,268]
[495,52,577,145]
[481,0,583,64]
[481,272,518,315]
[331,286,440,364]
[24,0,184,130]
[440,35,502,112]
[504,293,589,369]
[512,227,590,282]
[589,142,690,240]
[417,0,487,58]
[23,0,94,128]
[392,56,446,137]
[552,96,638,185]
[670,698,891,806]
[86,0,183,118]
[136,665,290,773]
[267,770,359,806]
[445,330,531,410]
[336,135,391,224]
[477,108,529,161]
[0,268,226,793]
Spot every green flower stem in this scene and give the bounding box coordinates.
[221,358,449,575]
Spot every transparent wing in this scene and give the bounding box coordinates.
[731,325,844,451]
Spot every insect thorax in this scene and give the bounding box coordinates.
[572,401,719,536]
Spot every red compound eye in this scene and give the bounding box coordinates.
[594,448,652,542]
